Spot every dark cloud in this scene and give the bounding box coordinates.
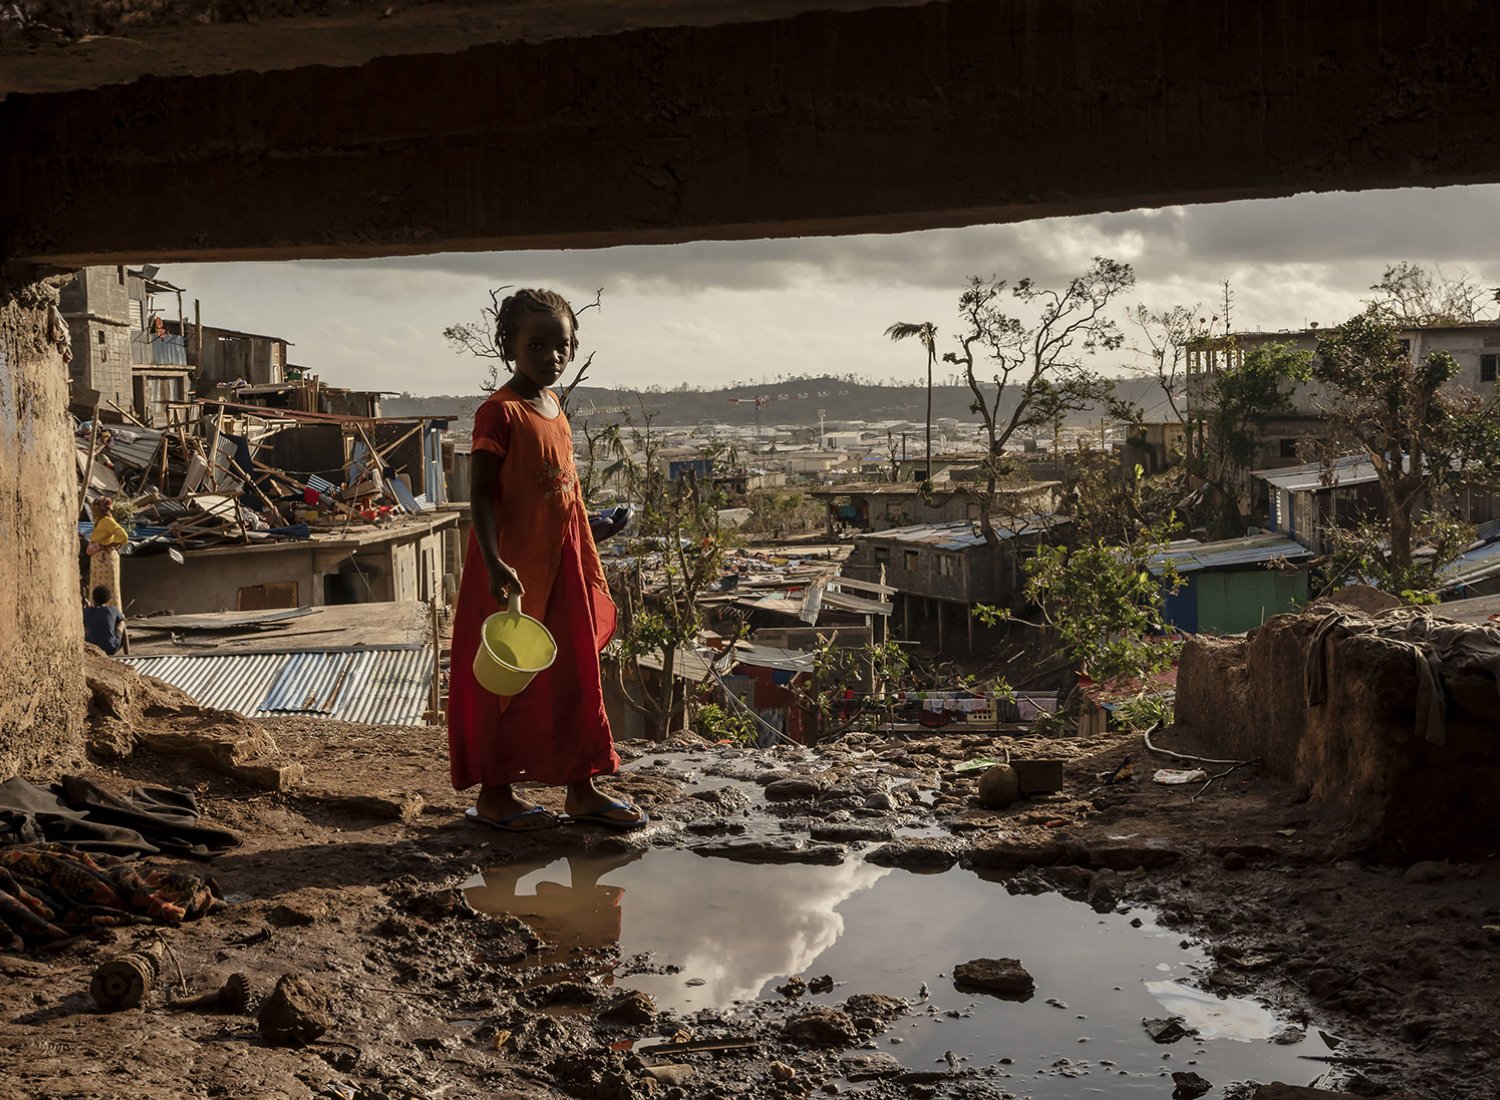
[324,183,1500,296]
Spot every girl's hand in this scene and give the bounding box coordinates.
[488,558,524,605]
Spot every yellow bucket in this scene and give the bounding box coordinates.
[473,593,557,697]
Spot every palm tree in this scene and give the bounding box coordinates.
[885,321,938,486]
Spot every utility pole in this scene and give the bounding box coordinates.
[818,408,827,450]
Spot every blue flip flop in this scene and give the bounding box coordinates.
[464,805,561,833]
[565,799,650,832]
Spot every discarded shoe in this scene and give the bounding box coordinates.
[566,800,650,832]
[464,805,561,833]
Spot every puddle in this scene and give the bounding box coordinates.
[465,850,1327,1095]
[1145,980,1285,1041]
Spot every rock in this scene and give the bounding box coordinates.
[1083,842,1183,871]
[137,727,303,791]
[1143,1016,1194,1044]
[952,958,1035,999]
[977,765,1020,809]
[1172,1071,1213,1099]
[809,822,895,843]
[690,838,847,865]
[533,981,599,1006]
[842,993,906,1020]
[599,990,656,1027]
[770,1060,796,1081]
[1252,1086,1363,1100]
[267,900,324,927]
[765,778,822,802]
[257,973,329,1047]
[644,1064,695,1086]
[1306,966,1346,998]
[838,1052,902,1081]
[865,840,958,873]
[1403,861,1454,884]
[808,974,835,994]
[1221,850,1248,871]
[965,837,1078,870]
[784,1007,859,1046]
[316,792,425,822]
[776,976,807,998]
[1085,868,1120,911]
[863,791,896,811]
[1272,1026,1306,1045]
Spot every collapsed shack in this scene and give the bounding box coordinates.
[78,402,450,548]
[76,400,459,616]
[1176,602,1500,859]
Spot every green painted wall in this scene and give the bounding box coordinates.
[1195,569,1308,634]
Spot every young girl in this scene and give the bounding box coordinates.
[447,289,648,833]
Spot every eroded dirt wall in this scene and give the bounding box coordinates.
[1178,612,1500,859]
[0,278,85,776]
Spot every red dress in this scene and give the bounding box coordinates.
[447,387,620,790]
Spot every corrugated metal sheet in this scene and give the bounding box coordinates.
[1440,539,1500,591]
[123,647,434,726]
[862,514,1065,550]
[1149,536,1312,576]
[103,427,165,469]
[1257,455,1379,493]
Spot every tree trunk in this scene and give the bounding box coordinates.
[654,642,678,741]
[924,347,934,484]
[1388,507,1414,577]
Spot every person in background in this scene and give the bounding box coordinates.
[83,585,125,655]
[86,496,129,612]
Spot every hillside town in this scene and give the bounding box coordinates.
[6,8,1500,1100]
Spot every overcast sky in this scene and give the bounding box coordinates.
[164,184,1500,397]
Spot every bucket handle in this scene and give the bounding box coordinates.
[506,592,523,618]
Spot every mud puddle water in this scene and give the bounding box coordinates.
[465,849,1331,1096]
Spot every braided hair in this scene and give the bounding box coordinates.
[494,288,580,366]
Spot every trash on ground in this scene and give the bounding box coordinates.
[1153,768,1210,785]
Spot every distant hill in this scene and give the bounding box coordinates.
[384,374,1172,428]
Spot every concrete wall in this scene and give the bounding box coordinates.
[7,1,1500,265]
[121,545,325,615]
[58,267,133,411]
[0,280,85,775]
[118,525,452,615]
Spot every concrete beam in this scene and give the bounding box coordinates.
[0,0,934,98]
[3,0,1500,266]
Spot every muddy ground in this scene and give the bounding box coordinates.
[1,685,1495,1100]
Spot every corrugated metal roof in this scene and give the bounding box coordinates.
[1257,455,1379,493]
[1148,535,1312,575]
[1439,539,1500,591]
[123,647,433,725]
[859,515,1066,550]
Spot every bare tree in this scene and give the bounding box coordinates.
[1366,262,1500,327]
[942,257,1135,546]
[443,286,604,409]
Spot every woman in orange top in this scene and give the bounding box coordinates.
[447,289,647,832]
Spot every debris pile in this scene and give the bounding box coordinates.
[75,402,447,554]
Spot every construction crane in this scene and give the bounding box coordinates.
[728,389,849,437]
[728,395,770,436]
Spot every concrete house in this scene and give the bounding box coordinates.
[120,512,457,616]
[843,515,1067,653]
[1187,322,1500,478]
